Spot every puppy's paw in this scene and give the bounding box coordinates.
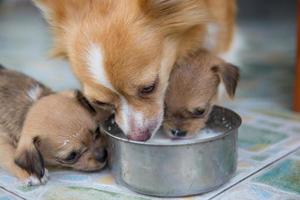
[24,169,49,186]
[41,168,49,183]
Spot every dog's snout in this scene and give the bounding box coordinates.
[171,129,187,137]
[128,130,152,141]
[95,149,108,163]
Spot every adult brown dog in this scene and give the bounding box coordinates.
[33,0,236,141]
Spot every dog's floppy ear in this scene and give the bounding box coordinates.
[75,90,97,115]
[212,63,240,98]
[14,136,45,179]
[140,0,208,36]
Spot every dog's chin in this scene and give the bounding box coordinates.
[128,133,152,141]
[63,161,107,172]
[87,165,107,172]
[127,126,157,141]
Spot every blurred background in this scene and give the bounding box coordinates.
[0,0,297,112]
[0,1,300,200]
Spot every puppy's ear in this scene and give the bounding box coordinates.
[212,63,240,98]
[14,136,45,179]
[75,90,96,115]
[75,90,114,123]
[140,0,208,35]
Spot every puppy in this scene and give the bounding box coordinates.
[33,0,237,141]
[163,50,239,138]
[0,65,111,186]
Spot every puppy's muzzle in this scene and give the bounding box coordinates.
[171,129,187,137]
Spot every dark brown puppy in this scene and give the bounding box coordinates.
[0,66,112,186]
[163,50,239,138]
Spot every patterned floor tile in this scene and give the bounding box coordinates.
[42,186,149,200]
[238,125,287,152]
[0,189,21,200]
[253,159,300,194]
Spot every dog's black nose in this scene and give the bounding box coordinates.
[95,149,108,163]
[171,129,187,137]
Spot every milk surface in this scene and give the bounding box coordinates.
[148,128,223,145]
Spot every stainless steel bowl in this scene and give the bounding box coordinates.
[104,106,241,197]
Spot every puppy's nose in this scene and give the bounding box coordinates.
[171,129,187,137]
[95,149,108,163]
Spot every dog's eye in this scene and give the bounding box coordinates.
[139,84,155,96]
[64,151,79,163]
[138,77,158,97]
[192,108,206,118]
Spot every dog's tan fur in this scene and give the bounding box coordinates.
[33,0,236,140]
[0,66,111,185]
[163,50,239,137]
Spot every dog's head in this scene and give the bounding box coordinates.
[164,50,239,138]
[14,91,112,179]
[34,0,208,141]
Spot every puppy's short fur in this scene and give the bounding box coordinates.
[33,0,237,141]
[163,50,239,138]
[0,66,112,185]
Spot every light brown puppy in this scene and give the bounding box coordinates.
[163,50,239,138]
[0,65,112,186]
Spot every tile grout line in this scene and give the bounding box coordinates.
[0,185,26,200]
[208,145,300,200]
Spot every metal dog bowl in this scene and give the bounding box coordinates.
[104,106,241,197]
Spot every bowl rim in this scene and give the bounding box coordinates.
[104,106,242,146]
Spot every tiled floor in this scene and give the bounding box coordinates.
[0,188,22,200]
[0,1,299,200]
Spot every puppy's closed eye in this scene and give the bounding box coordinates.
[58,147,86,165]
[191,108,206,118]
[64,151,79,164]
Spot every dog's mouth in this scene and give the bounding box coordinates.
[127,132,152,141]
[104,115,159,141]
[77,162,107,172]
